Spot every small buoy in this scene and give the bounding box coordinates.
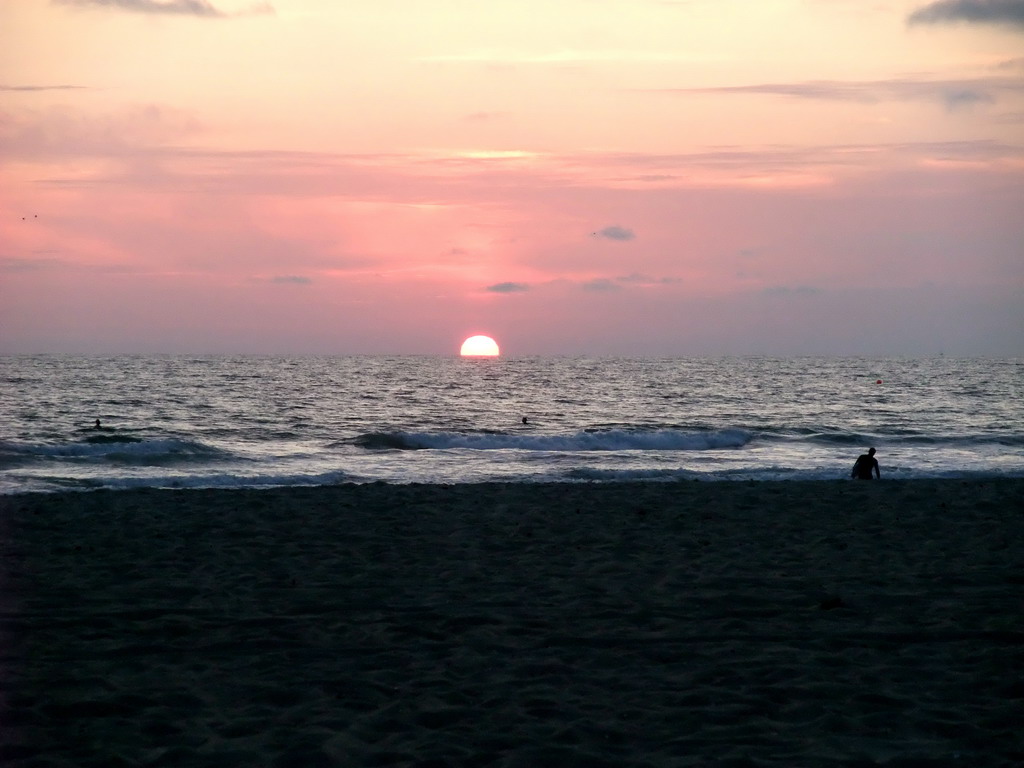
[876,379,882,384]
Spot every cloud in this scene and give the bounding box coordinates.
[4,103,1021,201]
[588,140,1022,181]
[54,0,274,18]
[581,278,622,292]
[593,225,635,241]
[615,273,682,286]
[0,104,203,159]
[0,85,88,92]
[0,255,135,273]
[417,49,718,65]
[908,0,1024,29]
[761,285,822,297]
[615,273,655,285]
[944,89,996,108]
[0,256,67,272]
[271,275,311,284]
[652,76,1024,109]
[486,281,529,293]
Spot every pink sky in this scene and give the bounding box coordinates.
[2,0,1022,355]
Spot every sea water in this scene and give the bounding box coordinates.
[1,355,1022,493]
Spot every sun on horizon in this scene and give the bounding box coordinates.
[460,335,500,357]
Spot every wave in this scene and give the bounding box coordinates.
[352,428,753,452]
[0,437,233,466]
[1,468,355,494]
[560,467,812,482]
[90,468,354,491]
[792,431,1024,448]
[83,434,143,444]
[350,426,1024,455]
[563,468,701,481]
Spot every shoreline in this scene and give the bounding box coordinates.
[3,479,1022,766]
[5,473,1024,497]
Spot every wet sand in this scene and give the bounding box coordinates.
[2,479,1022,767]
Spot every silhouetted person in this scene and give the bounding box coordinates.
[522,417,528,424]
[851,447,880,479]
[94,419,101,429]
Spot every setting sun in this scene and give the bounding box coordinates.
[460,335,500,357]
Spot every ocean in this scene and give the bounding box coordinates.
[1,355,1022,493]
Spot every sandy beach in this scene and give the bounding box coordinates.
[2,479,1022,767]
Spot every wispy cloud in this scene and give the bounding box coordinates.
[54,0,274,18]
[0,104,202,159]
[762,285,822,297]
[592,225,635,241]
[590,140,1021,174]
[908,0,1024,29]
[945,89,996,108]
[0,255,133,273]
[486,282,529,293]
[993,110,1024,122]
[0,256,68,272]
[4,104,1021,200]
[417,49,717,65]
[649,76,1024,110]
[994,56,1024,70]
[0,84,88,92]
[577,274,680,292]
[271,275,311,285]
[581,278,622,292]
[616,273,681,286]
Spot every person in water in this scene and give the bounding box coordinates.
[94,419,102,429]
[851,447,880,479]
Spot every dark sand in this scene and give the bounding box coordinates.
[2,479,1023,767]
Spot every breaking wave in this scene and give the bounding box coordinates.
[0,437,232,466]
[353,428,753,452]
